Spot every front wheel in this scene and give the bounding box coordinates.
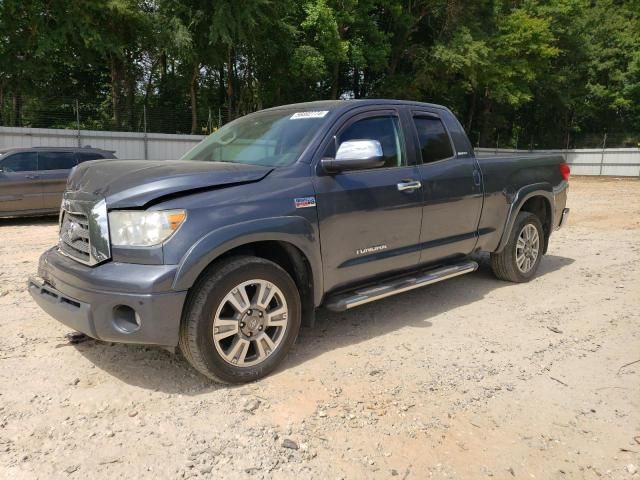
[179,256,301,383]
[490,211,545,283]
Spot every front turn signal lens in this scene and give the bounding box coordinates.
[167,211,187,231]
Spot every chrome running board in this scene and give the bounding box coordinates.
[324,260,478,312]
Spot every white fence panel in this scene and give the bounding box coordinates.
[1,126,638,175]
[0,126,79,148]
[0,126,205,160]
[146,132,204,160]
[77,130,146,159]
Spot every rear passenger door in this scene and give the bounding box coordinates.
[411,110,483,264]
[37,151,78,210]
[0,152,42,214]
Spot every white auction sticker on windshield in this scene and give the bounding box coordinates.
[290,111,329,120]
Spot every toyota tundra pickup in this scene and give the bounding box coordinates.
[29,100,570,383]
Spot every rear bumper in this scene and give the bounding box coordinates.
[557,208,570,229]
[28,247,187,346]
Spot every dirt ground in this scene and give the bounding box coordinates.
[1,177,639,480]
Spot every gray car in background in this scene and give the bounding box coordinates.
[0,147,116,217]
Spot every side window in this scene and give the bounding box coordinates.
[413,116,454,163]
[77,152,105,163]
[38,152,78,171]
[0,152,38,172]
[337,116,407,168]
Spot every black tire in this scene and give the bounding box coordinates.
[179,256,301,383]
[490,211,545,283]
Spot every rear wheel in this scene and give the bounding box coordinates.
[490,211,544,283]
[179,256,301,383]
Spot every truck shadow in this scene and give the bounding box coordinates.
[73,253,574,393]
[287,253,574,370]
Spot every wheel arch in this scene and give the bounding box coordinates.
[172,217,323,309]
[496,185,555,254]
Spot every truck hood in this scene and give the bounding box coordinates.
[66,159,273,208]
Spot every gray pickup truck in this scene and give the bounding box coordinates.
[29,100,570,383]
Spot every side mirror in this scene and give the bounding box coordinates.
[321,139,384,173]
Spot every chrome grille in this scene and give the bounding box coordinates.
[59,211,91,263]
[58,196,110,266]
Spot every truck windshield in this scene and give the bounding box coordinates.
[181,109,330,167]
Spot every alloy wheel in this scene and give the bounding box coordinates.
[515,223,540,273]
[212,279,289,367]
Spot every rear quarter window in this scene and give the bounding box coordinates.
[38,151,78,170]
[413,116,454,163]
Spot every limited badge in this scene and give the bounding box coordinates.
[294,197,316,209]
[356,244,388,256]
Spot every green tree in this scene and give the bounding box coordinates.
[0,0,637,147]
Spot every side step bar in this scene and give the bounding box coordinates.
[324,260,478,312]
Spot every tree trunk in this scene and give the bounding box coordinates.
[110,55,123,129]
[161,52,167,78]
[275,85,281,105]
[157,54,167,132]
[479,89,492,147]
[362,69,370,98]
[233,54,240,119]
[226,47,235,120]
[218,66,226,120]
[331,62,339,99]
[387,4,428,77]
[353,67,359,99]
[387,42,404,77]
[12,90,21,127]
[0,84,4,125]
[125,60,135,131]
[564,110,573,149]
[466,88,477,132]
[190,63,199,134]
[144,59,158,107]
[170,59,176,133]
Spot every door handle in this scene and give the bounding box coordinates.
[25,175,39,179]
[397,180,422,192]
[473,170,481,187]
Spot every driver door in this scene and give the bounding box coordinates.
[0,151,43,214]
[313,110,424,292]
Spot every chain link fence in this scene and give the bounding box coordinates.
[473,131,640,150]
[3,98,639,149]
[0,98,231,136]
[1,98,638,174]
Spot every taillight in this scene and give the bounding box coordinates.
[560,163,570,181]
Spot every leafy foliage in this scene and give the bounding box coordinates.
[0,0,638,146]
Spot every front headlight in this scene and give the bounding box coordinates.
[109,209,186,247]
